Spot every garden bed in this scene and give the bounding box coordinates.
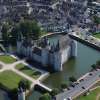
[16,63,41,79]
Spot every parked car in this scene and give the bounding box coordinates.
[67,97,72,100]
[82,86,85,89]
[79,79,84,82]
[89,72,93,76]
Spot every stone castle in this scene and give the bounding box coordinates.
[17,34,77,71]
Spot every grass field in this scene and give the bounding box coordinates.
[0,55,16,64]
[75,87,100,100]
[16,63,41,79]
[0,71,29,90]
[93,33,100,39]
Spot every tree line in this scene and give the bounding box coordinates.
[1,20,45,46]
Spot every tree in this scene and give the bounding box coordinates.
[91,64,97,70]
[11,88,18,100]
[18,80,30,91]
[1,23,10,45]
[93,16,100,26]
[61,82,68,89]
[39,93,51,100]
[96,60,100,66]
[69,76,77,82]
[19,20,41,40]
[1,19,44,46]
[51,88,59,96]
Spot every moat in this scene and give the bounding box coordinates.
[28,41,100,100]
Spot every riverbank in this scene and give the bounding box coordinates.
[56,68,100,100]
[74,82,100,100]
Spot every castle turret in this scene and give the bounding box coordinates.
[17,33,24,54]
[71,40,77,57]
[17,41,22,54]
[41,37,50,66]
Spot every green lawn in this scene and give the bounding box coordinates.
[16,63,41,79]
[93,33,100,39]
[0,71,29,90]
[75,87,100,100]
[0,55,16,64]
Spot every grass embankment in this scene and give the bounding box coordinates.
[0,71,30,90]
[75,87,100,100]
[16,63,41,79]
[0,55,16,64]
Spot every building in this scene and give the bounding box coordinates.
[17,34,77,71]
[0,0,88,32]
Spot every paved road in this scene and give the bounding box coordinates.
[56,69,100,100]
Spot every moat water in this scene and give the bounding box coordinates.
[28,36,100,100]
[0,90,10,100]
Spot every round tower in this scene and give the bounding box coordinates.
[53,51,63,71]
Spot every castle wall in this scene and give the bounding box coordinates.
[54,51,62,71]
[17,41,22,54]
[71,40,77,57]
[26,46,31,57]
[17,38,77,72]
[49,53,54,66]
[61,46,71,64]
[33,53,41,62]
[41,48,49,66]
